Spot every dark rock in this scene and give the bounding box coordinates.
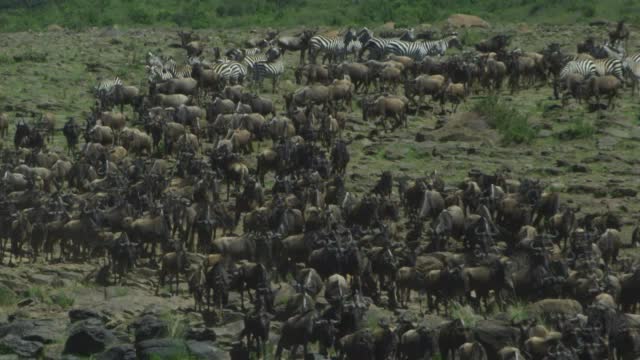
[0,319,60,344]
[539,167,562,176]
[136,338,188,360]
[566,184,598,194]
[96,344,136,360]
[131,315,169,343]
[0,334,43,358]
[185,326,217,342]
[610,188,637,198]
[570,164,589,173]
[415,132,427,142]
[63,319,116,356]
[69,308,108,324]
[556,159,571,167]
[186,340,228,360]
[16,298,34,308]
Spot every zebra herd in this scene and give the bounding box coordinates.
[134,27,463,96]
[560,42,640,88]
[308,27,461,63]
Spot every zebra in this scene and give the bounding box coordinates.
[559,60,597,80]
[359,37,391,60]
[93,77,123,111]
[346,39,362,60]
[593,58,624,81]
[242,48,281,72]
[386,40,431,60]
[94,77,123,95]
[424,35,462,56]
[308,30,356,64]
[209,62,247,84]
[251,61,285,93]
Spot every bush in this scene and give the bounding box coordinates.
[0,285,17,307]
[474,96,538,145]
[555,118,595,140]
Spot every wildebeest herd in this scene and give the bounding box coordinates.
[1,20,640,360]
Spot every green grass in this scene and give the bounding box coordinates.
[556,117,596,140]
[0,0,637,32]
[474,96,538,145]
[25,286,75,309]
[0,285,17,307]
[160,311,188,339]
[450,301,482,328]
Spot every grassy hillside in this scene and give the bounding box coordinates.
[0,0,638,32]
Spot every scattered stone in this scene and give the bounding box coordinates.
[610,188,637,198]
[185,340,228,360]
[96,344,136,360]
[185,326,217,342]
[136,338,188,360]
[63,319,116,356]
[0,335,43,358]
[47,24,64,32]
[131,315,169,343]
[447,14,490,28]
[570,164,589,173]
[16,298,33,308]
[0,319,60,344]
[566,184,598,194]
[69,308,108,324]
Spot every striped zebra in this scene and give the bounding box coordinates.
[209,62,247,84]
[559,60,597,80]
[309,31,355,64]
[593,58,624,81]
[346,39,362,60]
[252,61,285,93]
[359,37,391,60]
[94,77,123,95]
[388,36,461,60]
[243,48,281,72]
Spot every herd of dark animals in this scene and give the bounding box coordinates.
[1,20,640,360]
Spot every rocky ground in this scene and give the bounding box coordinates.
[1,22,640,359]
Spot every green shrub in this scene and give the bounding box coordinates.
[450,302,482,328]
[555,118,595,140]
[50,291,75,309]
[474,96,538,145]
[0,285,17,307]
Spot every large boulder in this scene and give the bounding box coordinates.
[96,344,137,360]
[447,14,490,28]
[136,338,188,360]
[0,334,43,358]
[185,326,217,342]
[69,308,109,324]
[63,319,116,356]
[186,340,228,360]
[0,319,60,344]
[131,315,169,343]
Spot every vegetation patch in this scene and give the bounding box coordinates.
[473,96,538,145]
[0,285,17,307]
[555,118,596,140]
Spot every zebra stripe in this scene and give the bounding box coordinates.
[209,62,246,83]
[386,36,459,60]
[94,77,123,95]
[593,58,624,80]
[309,35,348,63]
[346,40,362,59]
[252,61,285,89]
[560,60,597,80]
[360,37,390,59]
